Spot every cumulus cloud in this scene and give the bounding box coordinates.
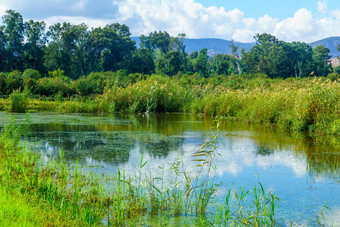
[112,0,340,42]
[1,0,340,42]
[274,9,316,42]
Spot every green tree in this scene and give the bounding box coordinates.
[23,20,47,73]
[140,31,171,54]
[0,26,7,71]
[129,48,155,74]
[209,54,237,75]
[2,10,25,71]
[312,45,332,76]
[194,48,209,77]
[241,33,314,78]
[165,50,183,76]
[44,23,90,79]
[229,40,241,74]
[289,42,313,78]
[87,24,135,73]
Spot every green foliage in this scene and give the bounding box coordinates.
[327,72,339,81]
[8,90,27,113]
[129,48,155,74]
[74,72,114,96]
[34,77,70,97]
[0,10,335,80]
[22,69,41,80]
[0,73,6,95]
[194,48,209,77]
[334,66,340,74]
[103,75,194,113]
[241,33,331,78]
[5,71,23,95]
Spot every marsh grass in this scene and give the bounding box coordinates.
[2,76,338,145]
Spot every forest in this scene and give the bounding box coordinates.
[0,9,337,87]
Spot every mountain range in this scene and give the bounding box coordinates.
[132,36,340,58]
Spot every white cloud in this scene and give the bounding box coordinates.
[274,9,315,42]
[112,0,340,42]
[0,3,7,16]
[113,0,278,40]
[1,0,340,43]
[44,16,113,28]
[317,0,328,14]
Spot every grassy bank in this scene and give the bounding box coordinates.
[0,120,283,226]
[1,75,339,145]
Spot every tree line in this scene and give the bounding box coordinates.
[0,10,335,81]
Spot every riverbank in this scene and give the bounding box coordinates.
[0,76,339,146]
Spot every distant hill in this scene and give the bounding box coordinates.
[132,36,340,58]
[183,38,254,56]
[310,37,340,58]
[131,37,254,56]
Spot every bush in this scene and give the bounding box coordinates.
[6,71,23,95]
[34,77,70,97]
[327,72,339,81]
[9,91,28,113]
[74,72,114,96]
[22,69,41,80]
[334,66,340,74]
[0,73,6,96]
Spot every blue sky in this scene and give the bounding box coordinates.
[197,0,338,19]
[1,0,340,42]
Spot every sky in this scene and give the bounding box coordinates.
[0,0,340,43]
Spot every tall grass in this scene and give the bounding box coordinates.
[1,76,338,144]
[191,78,340,144]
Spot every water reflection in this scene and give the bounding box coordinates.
[0,112,339,224]
[0,112,337,180]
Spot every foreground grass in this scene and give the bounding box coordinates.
[0,187,82,226]
[0,120,282,226]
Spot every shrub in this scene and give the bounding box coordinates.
[22,69,41,80]
[6,71,23,95]
[0,73,6,96]
[34,77,70,97]
[327,72,339,81]
[74,72,114,96]
[9,91,27,113]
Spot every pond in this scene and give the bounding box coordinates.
[0,112,339,225]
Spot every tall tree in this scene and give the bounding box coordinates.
[312,45,332,76]
[2,10,25,71]
[229,40,241,74]
[140,31,171,54]
[194,48,209,77]
[23,20,47,72]
[0,26,7,71]
[129,48,155,74]
[289,42,313,78]
[87,24,135,73]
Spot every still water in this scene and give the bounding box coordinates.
[0,113,339,225]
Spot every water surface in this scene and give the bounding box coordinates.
[0,112,339,225]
